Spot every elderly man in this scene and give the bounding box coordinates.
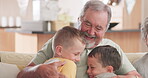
[18,0,141,78]
[133,17,148,78]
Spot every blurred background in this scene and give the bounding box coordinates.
[0,0,148,53]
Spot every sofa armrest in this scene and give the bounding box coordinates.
[0,52,35,66]
[125,52,147,64]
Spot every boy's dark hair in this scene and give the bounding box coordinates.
[88,45,121,71]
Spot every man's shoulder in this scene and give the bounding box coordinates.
[44,58,76,66]
[99,38,118,46]
[98,38,121,50]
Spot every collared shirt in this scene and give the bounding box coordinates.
[33,38,136,78]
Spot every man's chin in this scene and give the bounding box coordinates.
[85,42,96,49]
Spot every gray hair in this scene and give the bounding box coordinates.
[141,17,148,40]
[79,0,112,28]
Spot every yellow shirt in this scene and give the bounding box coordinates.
[44,57,76,78]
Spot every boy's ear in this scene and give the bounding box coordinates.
[55,45,62,56]
[106,66,114,73]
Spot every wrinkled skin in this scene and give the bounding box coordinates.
[17,62,66,78]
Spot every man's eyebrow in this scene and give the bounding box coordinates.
[84,19,91,24]
[96,25,103,29]
[84,19,103,29]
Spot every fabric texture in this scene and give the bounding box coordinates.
[133,53,148,78]
[0,62,20,78]
[125,53,146,63]
[44,58,76,78]
[0,52,35,65]
[32,38,136,78]
[95,73,117,78]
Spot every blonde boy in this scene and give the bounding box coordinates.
[44,26,86,78]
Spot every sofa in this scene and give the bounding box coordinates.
[0,52,35,78]
[0,51,147,66]
[0,51,147,78]
[0,51,35,66]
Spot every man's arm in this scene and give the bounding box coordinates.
[32,38,54,64]
[112,70,142,78]
[126,70,142,78]
[17,62,66,78]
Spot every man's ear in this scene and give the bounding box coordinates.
[77,17,82,29]
[106,66,114,73]
[55,45,62,56]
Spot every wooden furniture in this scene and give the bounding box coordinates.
[109,0,141,30]
[15,33,54,53]
[5,28,55,53]
[3,29,141,53]
[0,28,15,51]
[105,30,141,53]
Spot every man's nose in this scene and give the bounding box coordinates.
[88,27,95,35]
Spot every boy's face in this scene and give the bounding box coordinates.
[60,39,85,62]
[87,56,108,78]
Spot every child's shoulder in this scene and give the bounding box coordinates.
[44,58,60,64]
[58,58,76,66]
[44,57,76,66]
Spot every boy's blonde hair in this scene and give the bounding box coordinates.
[52,26,85,52]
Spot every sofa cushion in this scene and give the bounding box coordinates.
[0,62,20,78]
[0,52,35,65]
[125,52,147,64]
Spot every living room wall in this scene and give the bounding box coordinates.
[0,0,33,26]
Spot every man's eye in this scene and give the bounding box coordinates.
[96,26,103,31]
[96,28,101,31]
[85,22,91,26]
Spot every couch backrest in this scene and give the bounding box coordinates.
[0,51,147,66]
